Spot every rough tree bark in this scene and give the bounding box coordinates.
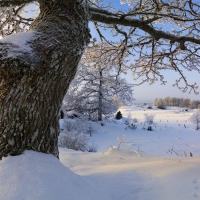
[0,0,90,158]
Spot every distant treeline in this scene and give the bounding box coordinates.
[153,97,200,109]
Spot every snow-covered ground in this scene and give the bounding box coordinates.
[1,105,200,200]
[90,105,200,157]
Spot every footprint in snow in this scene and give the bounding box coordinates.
[192,178,200,198]
[194,186,199,190]
[193,193,199,198]
[192,178,198,184]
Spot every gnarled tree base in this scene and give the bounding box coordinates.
[0,0,90,159]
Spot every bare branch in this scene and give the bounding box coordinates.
[88,1,200,94]
[90,7,200,45]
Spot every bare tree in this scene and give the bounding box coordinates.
[156,98,166,109]
[0,0,200,158]
[164,96,171,107]
[182,98,191,108]
[153,98,158,106]
[63,43,134,121]
[189,99,198,109]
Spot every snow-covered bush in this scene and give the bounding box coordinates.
[189,110,200,130]
[109,135,140,157]
[86,123,96,137]
[63,116,96,136]
[125,114,137,130]
[64,119,77,132]
[59,132,89,152]
[144,113,155,126]
[144,113,155,131]
[87,142,99,152]
[59,132,98,152]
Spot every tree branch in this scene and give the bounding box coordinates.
[90,7,200,45]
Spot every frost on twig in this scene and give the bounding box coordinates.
[114,134,140,157]
[166,146,187,157]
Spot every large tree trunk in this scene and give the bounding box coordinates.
[0,0,90,158]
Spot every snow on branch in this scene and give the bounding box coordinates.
[90,7,200,46]
[0,2,37,37]
[89,0,200,94]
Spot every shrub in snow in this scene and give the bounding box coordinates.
[125,122,137,130]
[59,132,98,152]
[125,114,137,130]
[144,113,155,131]
[166,146,187,157]
[87,142,99,152]
[64,119,77,132]
[63,116,96,136]
[86,123,96,137]
[132,118,138,123]
[109,135,140,157]
[59,132,89,151]
[115,111,122,120]
[189,110,200,130]
[147,126,152,131]
[144,113,155,125]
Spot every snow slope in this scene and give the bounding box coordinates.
[1,149,200,200]
[0,151,109,200]
[1,105,200,200]
[60,148,200,200]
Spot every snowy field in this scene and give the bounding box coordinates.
[90,105,200,156]
[1,105,200,200]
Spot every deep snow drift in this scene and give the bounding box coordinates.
[1,105,200,200]
[0,150,108,200]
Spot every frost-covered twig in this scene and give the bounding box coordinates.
[116,134,140,157]
[166,146,187,157]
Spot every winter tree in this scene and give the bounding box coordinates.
[153,98,158,106]
[164,96,171,107]
[171,97,179,107]
[1,0,200,158]
[63,43,134,121]
[182,98,191,108]
[156,98,166,109]
[189,99,197,109]
[189,111,200,130]
[178,98,184,107]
